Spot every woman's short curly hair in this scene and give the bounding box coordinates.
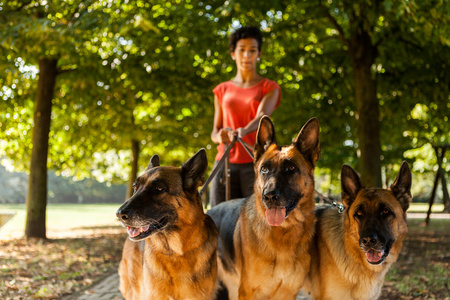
[229,26,262,53]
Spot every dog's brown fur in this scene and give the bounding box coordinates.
[303,162,411,300]
[207,116,320,300]
[116,149,218,300]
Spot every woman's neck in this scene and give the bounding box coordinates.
[232,71,263,88]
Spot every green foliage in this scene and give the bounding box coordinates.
[0,0,448,193]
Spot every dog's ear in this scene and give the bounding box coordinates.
[293,117,320,167]
[341,164,362,208]
[146,155,160,170]
[389,161,412,212]
[181,149,208,191]
[254,116,276,162]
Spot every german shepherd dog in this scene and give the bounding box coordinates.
[116,149,218,300]
[303,161,412,300]
[207,116,320,300]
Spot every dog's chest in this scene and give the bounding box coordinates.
[322,272,383,300]
[247,261,304,300]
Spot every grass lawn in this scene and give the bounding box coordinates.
[407,203,445,213]
[0,202,446,239]
[0,203,123,239]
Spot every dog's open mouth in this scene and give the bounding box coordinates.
[265,207,286,226]
[265,202,297,227]
[126,217,168,240]
[365,249,386,265]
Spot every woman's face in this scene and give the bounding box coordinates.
[231,38,261,72]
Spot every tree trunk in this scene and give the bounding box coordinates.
[350,27,382,187]
[126,139,140,200]
[25,58,58,239]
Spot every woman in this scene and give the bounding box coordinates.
[210,26,281,207]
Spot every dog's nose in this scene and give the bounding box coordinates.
[361,234,378,247]
[116,208,132,221]
[263,190,280,202]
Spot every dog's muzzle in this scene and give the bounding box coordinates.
[116,208,168,241]
[359,233,391,265]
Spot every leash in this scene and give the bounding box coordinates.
[314,190,345,213]
[199,137,237,198]
[200,136,254,207]
[236,136,254,159]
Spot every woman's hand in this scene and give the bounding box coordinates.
[234,128,246,139]
[218,127,233,144]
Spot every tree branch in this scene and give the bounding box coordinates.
[14,0,33,12]
[324,10,350,48]
[57,67,78,75]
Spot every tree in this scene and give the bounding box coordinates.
[26,58,57,238]
[0,0,127,238]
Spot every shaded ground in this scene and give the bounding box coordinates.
[381,219,449,299]
[0,228,126,299]
[0,219,448,299]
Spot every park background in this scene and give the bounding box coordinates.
[0,0,448,299]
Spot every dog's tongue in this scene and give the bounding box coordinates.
[366,250,383,263]
[265,207,286,226]
[127,227,140,238]
[127,225,150,238]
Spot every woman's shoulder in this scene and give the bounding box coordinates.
[261,78,280,88]
[214,80,234,89]
[260,78,281,94]
[213,80,234,94]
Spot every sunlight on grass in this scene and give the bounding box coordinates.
[0,202,446,240]
[0,203,122,239]
[407,203,444,213]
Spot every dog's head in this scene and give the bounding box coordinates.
[116,149,208,241]
[341,161,411,265]
[253,116,320,227]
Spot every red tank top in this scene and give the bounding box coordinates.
[213,78,281,164]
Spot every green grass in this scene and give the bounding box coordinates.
[0,202,446,239]
[0,203,122,239]
[407,203,445,213]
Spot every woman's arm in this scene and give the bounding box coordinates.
[211,95,232,144]
[236,88,280,138]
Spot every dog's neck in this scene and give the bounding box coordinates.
[147,213,211,256]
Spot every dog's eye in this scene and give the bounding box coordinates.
[155,185,165,193]
[381,208,390,215]
[261,166,269,174]
[286,164,297,172]
[355,210,364,218]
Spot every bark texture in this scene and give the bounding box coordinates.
[126,139,140,200]
[25,58,58,239]
[350,25,382,187]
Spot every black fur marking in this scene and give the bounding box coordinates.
[206,198,243,273]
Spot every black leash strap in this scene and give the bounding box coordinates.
[199,137,237,198]
[236,136,254,159]
[199,136,255,208]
